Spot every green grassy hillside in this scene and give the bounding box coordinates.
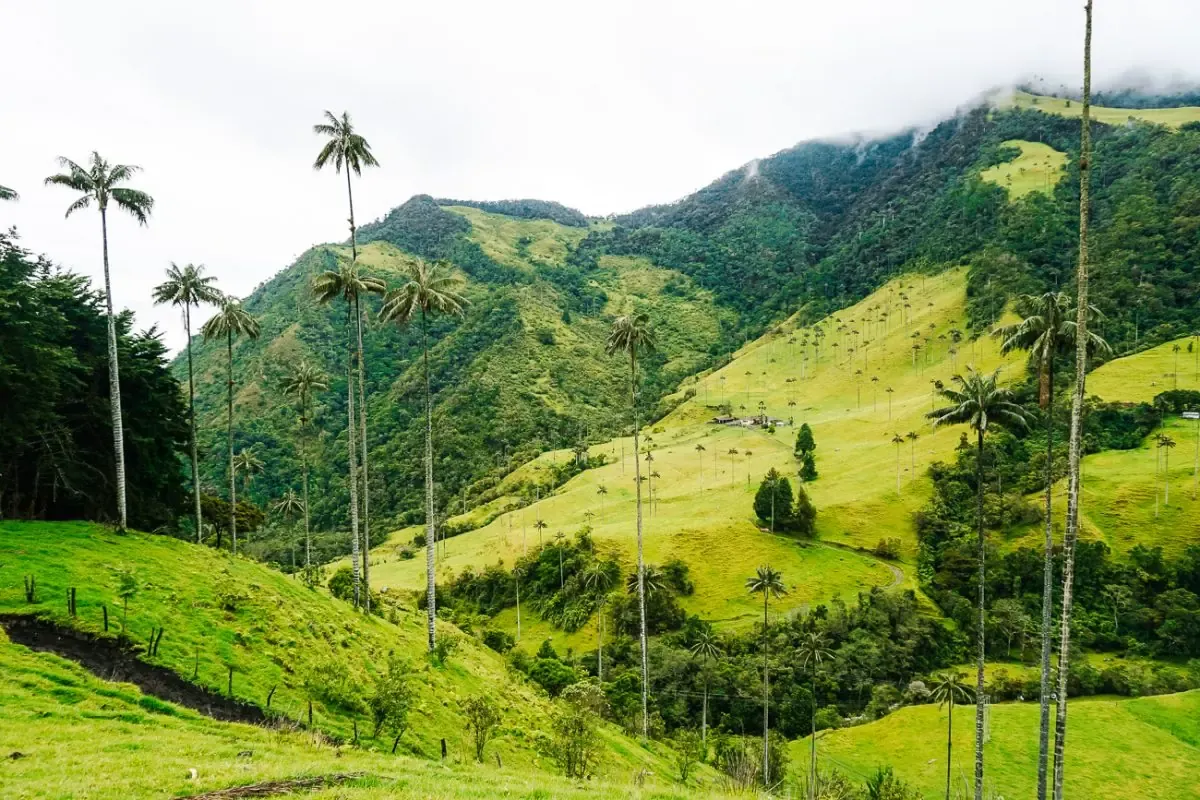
[1001,336,1200,558]
[0,521,683,782]
[797,690,1200,799]
[369,269,1024,639]
[180,198,735,535]
[1008,90,1200,129]
[0,638,731,799]
[980,139,1068,199]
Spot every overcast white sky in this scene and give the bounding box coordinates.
[3,0,1199,352]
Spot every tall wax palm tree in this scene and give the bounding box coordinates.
[606,312,657,738]
[929,368,1026,800]
[201,300,260,555]
[234,447,265,510]
[695,443,706,489]
[906,431,920,475]
[45,153,154,529]
[1160,435,1177,505]
[891,433,905,493]
[930,672,973,800]
[153,263,223,542]
[534,518,548,546]
[1055,8,1095,797]
[596,484,608,520]
[582,559,619,680]
[281,361,327,568]
[314,111,382,607]
[993,291,1108,799]
[728,448,739,485]
[886,386,894,421]
[313,258,386,610]
[379,258,468,650]
[746,564,787,784]
[689,629,721,750]
[312,110,379,262]
[798,631,835,800]
[272,488,304,524]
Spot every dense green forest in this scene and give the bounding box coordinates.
[0,230,188,529]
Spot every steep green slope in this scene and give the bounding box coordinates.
[1008,89,1200,129]
[369,269,1023,641]
[797,691,1200,800]
[0,521,683,781]
[182,197,735,537]
[1000,336,1200,558]
[0,638,727,799]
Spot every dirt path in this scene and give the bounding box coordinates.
[1,614,271,725]
[809,539,905,590]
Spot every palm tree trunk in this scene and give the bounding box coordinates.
[596,599,603,680]
[701,678,709,750]
[345,166,358,261]
[345,301,362,608]
[423,310,437,651]
[809,677,818,800]
[974,428,986,800]
[631,350,648,738]
[1054,7,1093,797]
[99,208,128,529]
[185,304,202,543]
[945,701,954,800]
[227,332,236,554]
[355,295,371,613]
[302,444,311,568]
[762,590,770,785]
[1037,357,1055,800]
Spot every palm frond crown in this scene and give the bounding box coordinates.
[378,258,468,325]
[312,110,380,175]
[927,367,1028,435]
[45,152,154,224]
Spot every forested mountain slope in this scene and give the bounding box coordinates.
[181,91,1200,541]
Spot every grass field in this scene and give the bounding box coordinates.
[980,139,1068,199]
[369,269,1024,642]
[799,690,1200,800]
[0,636,729,799]
[1007,90,1200,129]
[0,521,684,782]
[1090,335,1200,402]
[1002,336,1200,558]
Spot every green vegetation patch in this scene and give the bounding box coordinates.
[980,140,1068,199]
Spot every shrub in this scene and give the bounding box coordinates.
[431,634,460,667]
[370,653,413,753]
[462,695,502,762]
[529,658,577,697]
[873,538,902,560]
[550,681,605,778]
[671,728,705,783]
[328,565,355,602]
[482,629,515,654]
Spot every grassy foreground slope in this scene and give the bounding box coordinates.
[798,691,1200,800]
[0,639,729,799]
[371,269,1023,638]
[0,522,681,782]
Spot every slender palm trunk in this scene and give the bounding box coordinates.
[226,332,237,554]
[1037,358,1056,800]
[762,591,770,785]
[345,301,362,607]
[945,701,954,800]
[355,295,371,613]
[423,311,437,651]
[809,677,818,800]
[1054,7,1093,797]
[302,442,311,568]
[596,599,604,680]
[974,428,986,800]
[701,676,709,749]
[631,350,648,738]
[184,304,202,543]
[100,208,128,529]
